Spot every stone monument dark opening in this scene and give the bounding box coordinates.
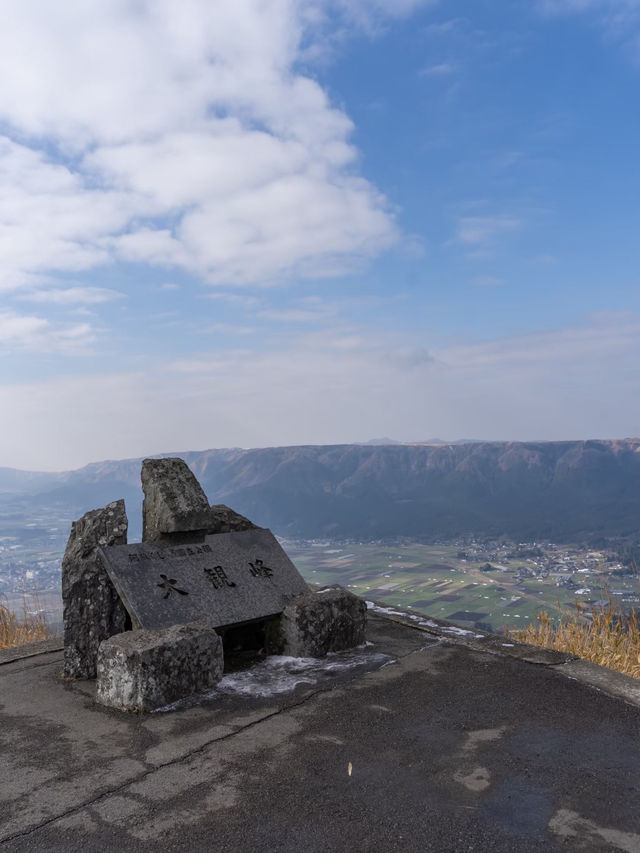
[219,618,276,670]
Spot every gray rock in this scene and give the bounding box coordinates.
[207,504,257,534]
[142,458,212,541]
[96,622,224,712]
[142,457,258,543]
[62,500,129,679]
[268,586,367,657]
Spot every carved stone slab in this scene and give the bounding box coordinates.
[99,529,309,631]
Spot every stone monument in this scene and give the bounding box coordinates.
[98,529,311,632]
[61,457,367,711]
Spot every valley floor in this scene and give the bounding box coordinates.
[2,538,638,638]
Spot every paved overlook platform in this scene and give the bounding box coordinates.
[2,607,640,853]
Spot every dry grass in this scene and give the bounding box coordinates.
[508,598,640,679]
[0,594,52,650]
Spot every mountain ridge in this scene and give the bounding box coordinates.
[2,439,639,543]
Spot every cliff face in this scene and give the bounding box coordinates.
[185,439,640,540]
[3,439,640,541]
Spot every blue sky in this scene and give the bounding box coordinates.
[1,0,640,470]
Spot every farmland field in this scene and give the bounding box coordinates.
[2,534,639,638]
[285,541,639,633]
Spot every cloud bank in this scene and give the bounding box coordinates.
[2,314,638,470]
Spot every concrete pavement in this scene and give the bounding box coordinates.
[2,609,640,852]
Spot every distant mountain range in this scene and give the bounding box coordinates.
[360,438,484,446]
[2,440,640,544]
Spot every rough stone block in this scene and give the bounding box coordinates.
[62,500,129,679]
[142,457,258,543]
[142,458,212,541]
[268,586,367,657]
[96,622,224,712]
[207,504,257,535]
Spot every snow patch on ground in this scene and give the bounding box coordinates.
[216,652,393,697]
[366,601,485,639]
[154,649,394,711]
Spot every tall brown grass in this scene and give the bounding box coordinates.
[0,594,51,650]
[508,598,640,679]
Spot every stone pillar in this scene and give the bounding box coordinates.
[141,457,257,544]
[267,587,367,657]
[142,458,211,542]
[96,622,224,712]
[62,500,129,679]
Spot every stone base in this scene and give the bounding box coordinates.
[267,587,367,657]
[96,622,223,712]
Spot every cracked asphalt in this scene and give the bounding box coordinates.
[2,612,640,852]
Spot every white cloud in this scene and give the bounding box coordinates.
[19,287,123,305]
[438,316,640,369]
[0,312,48,346]
[538,0,640,40]
[420,62,456,75]
[258,309,329,322]
[454,215,522,247]
[257,297,338,322]
[200,323,257,336]
[539,0,639,14]
[0,137,134,291]
[202,292,262,308]
[0,310,94,351]
[423,18,467,35]
[0,1,422,290]
[325,0,437,33]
